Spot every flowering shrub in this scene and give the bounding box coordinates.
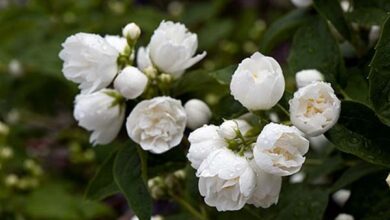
[1,0,390,219]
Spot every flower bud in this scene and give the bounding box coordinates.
[114,66,148,99]
[0,121,9,136]
[335,213,354,220]
[148,176,166,199]
[184,99,212,130]
[218,119,251,140]
[8,59,23,77]
[291,0,312,8]
[289,172,305,184]
[5,174,18,187]
[122,22,141,42]
[230,52,285,110]
[158,73,172,85]
[386,173,390,188]
[295,69,324,88]
[332,189,351,207]
[369,25,380,46]
[289,82,341,137]
[0,147,13,159]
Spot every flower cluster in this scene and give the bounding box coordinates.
[60,18,341,213]
[59,21,211,153]
[187,52,341,211]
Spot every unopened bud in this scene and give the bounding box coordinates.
[0,121,9,136]
[184,99,212,130]
[122,23,141,42]
[0,147,13,159]
[5,174,18,187]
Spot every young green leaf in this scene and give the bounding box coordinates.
[313,0,352,41]
[288,17,343,85]
[208,65,237,85]
[260,9,310,54]
[369,15,390,126]
[85,151,119,201]
[113,144,152,220]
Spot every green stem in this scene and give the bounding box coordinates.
[338,86,352,100]
[305,159,323,165]
[169,192,207,220]
[276,103,290,117]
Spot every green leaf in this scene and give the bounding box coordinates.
[326,101,390,167]
[353,0,390,12]
[288,17,343,85]
[313,0,352,41]
[85,151,119,201]
[113,144,152,220]
[369,15,390,126]
[173,69,227,97]
[304,155,344,182]
[346,8,388,26]
[331,162,383,192]
[260,9,310,54]
[208,65,237,85]
[256,184,329,220]
[344,172,390,219]
[24,184,114,220]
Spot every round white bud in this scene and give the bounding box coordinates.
[114,66,148,99]
[184,99,212,130]
[295,69,324,88]
[122,22,141,41]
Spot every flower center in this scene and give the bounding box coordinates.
[304,96,327,117]
[268,147,294,160]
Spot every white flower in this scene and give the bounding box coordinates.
[247,161,282,208]
[113,66,148,99]
[148,21,206,78]
[136,46,153,72]
[218,119,251,140]
[332,189,351,207]
[131,215,163,220]
[369,25,381,46]
[340,0,352,12]
[291,0,312,8]
[74,89,125,145]
[289,82,341,136]
[230,52,285,110]
[126,96,186,154]
[187,125,227,169]
[122,22,141,41]
[335,213,354,220]
[253,123,309,176]
[8,59,23,77]
[295,69,324,88]
[386,173,390,188]
[104,35,127,53]
[59,33,120,93]
[197,149,256,211]
[184,99,212,130]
